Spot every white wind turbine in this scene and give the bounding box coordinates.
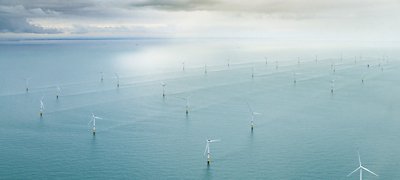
[251,66,254,79]
[247,102,261,131]
[115,73,120,88]
[330,79,335,94]
[24,77,31,92]
[161,82,166,97]
[331,63,336,73]
[88,113,102,135]
[56,86,61,99]
[204,139,220,165]
[362,74,366,84]
[347,151,378,180]
[39,96,44,117]
[182,61,185,71]
[182,96,190,115]
[100,71,104,82]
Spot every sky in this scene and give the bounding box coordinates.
[0,0,399,40]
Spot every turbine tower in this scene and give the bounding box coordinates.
[204,139,220,165]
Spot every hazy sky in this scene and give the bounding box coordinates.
[0,0,399,40]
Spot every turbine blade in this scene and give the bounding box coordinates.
[204,143,209,156]
[358,151,361,166]
[246,102,253,113]
[210,139,220,142]
[361,166,378,176]
[347,167,361,177]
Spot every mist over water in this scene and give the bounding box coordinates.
[0,39,399,179]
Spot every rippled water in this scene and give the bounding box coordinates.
[0,39,399,179]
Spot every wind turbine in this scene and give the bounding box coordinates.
[88,113,102,135]
[247,102,261,131]
[204,139,220,165]
[251,66,254,79]
[331,63,336,73]
[56,86,61,99]
[347,151,378,180]
[39,96,44,117]
[315,55,318,63]
[182,62,185,71]
[161,82,166,97]
[115,73,120,88]
[227,59,230,69]
[265,57,268,65]
[275,60,279,70]
[204,64,207,74]
[297,57,300,65]
[330,79,335,94]
[362,74,366,84]
[100,72,104,82]
[184,97,190,115]
[293,71,297,84]
[24,77,31,92]
[177,96,191,115]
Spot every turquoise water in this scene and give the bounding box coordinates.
[0,39,399,179]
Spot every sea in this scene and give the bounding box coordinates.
[0,38,399,179]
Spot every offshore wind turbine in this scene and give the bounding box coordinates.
[161,82,166,97]
[56,86,61,99]
[247,102,261,131]
[182,61,185,71]
[332,63,336,73]
[177,96,191,115]
[330,79,335,94]
[204,139,220,165]
[88,113,102,135]
[204,64,207,74]
[115,73,120,88]
[362,74,366,84]
[39,96,44,117]
[347,151,378,180]
[227,59,230,69]
[100,72,104,82]
[251,66,254,79]
[24,77,31,92]
[275,60,279,70]
[293,71,297,84]
[265,57,268,65]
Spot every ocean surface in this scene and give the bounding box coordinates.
[0,39,399,179]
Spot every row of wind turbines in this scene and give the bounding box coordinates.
[26,54,384,179]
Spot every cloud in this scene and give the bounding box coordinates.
[0,5,61,33]
[0,0,399,40]
[129,0,219,11]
